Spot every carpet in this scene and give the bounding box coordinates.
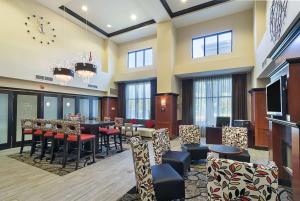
[118,163,293,201]
[8,147,127,176]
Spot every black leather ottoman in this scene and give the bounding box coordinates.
[221,149,251,163]
[152,163,185,201]
[162,150,191,176]
[182,143,209,161]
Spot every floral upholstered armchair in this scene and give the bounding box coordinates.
[222,126,248,149]
[179,125,201,144]
[152,128,171,164]
[206,152,279,201]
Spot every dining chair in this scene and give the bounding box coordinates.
[221,126,250,162]
[20,119,34,154]
[50,120,65,163]
[30,119,46,156]
[40,120,55,159]
[129,136,185,201]
[62,121,96,169]
[152,128,190,176]
[207,152,278,201]
[179,125,209,161]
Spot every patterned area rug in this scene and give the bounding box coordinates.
[8,147,127,176]
[118,163,293,201]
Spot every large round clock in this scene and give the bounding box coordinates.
[25,14,57,45]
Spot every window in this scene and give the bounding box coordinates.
[192,31,232,58]
[126,82,151,119]
[128,48,153,68]
[193,76,232,133]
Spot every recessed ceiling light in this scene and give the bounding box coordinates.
[81,5,88,12]
[181,0,187,3]
[130,14,137,21]
[107,24,112,28]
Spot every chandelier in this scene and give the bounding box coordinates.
[75,51,97,82]
[53,67,74,83]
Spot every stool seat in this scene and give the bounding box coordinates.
[162,150,190,176]
[33,130,43,135]
[23,129,33,134]
[182,143,209,161]
[67,134,95,142]
[152,163,185,201]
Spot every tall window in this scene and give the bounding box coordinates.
[192,31,232,58]
[128,48,153,68]
[194,76,232,133]
[126,82,151,119]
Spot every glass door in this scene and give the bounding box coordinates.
[91,98,101,120]
[79,98,90,120]
[15,94,38,143]
[43,96,58,120]
[63,97,75,119]
[0,92,10,149]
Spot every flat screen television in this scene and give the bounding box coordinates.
[266,76,286,116]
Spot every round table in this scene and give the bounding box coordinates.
[209,145,242,158]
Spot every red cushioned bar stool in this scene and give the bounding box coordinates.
[40,120,56,160]
[62,121,96,169]
[49,120,66,164]
[30,119,46,157]
[20,119,34,154]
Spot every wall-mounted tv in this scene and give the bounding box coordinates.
[266,76,287,116]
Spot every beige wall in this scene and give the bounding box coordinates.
[175,10,254,76]
[252,0,300,88]
[0,0,114,95]
[114,36,157,82]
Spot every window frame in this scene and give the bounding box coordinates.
[127,48,153,68]
[192,30,232,59]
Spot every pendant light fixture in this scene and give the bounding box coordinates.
[53,6,74,83]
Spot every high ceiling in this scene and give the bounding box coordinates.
[36,0,253,43]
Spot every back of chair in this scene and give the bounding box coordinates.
[114,117,123,128]
[129,137,155,201]
[43,120,54,132]
[152,128,171,164]
[32,119,46,131]
[52,120,65,134]
[222,126,248,149]
[104,117,111,122]
[21,119,33,130]
[179,125,201,144]
[62,121,81,136]
[207,152,278,201]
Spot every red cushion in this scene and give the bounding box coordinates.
[54,133,65,139]
[99,127,108,133]
[34,130,43,135]
[107,128,120,135]
[145,120,155,128]
[23,129,33,134]
[44,131,54,137]
[129,119,138,124]
[67,134,95,142]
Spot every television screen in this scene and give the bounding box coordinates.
[267,79,282,114]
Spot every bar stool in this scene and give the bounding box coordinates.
[20,119,34,154]
[30,119,46,156]
[50,120,66,164]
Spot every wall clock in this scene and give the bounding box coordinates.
[270,0,288,42]
[25,14,57,45]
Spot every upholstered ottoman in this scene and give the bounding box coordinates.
[162,150,191,176]
[182,143,209,161]
[152,163,185,201]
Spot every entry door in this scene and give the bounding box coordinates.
[0,92,12,149]
[14,93,38,145]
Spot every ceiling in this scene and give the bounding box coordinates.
[36,0,254,44]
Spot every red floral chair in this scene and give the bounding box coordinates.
[206,152,279,201]
[20,119,34,154]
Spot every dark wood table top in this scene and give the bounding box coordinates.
[209,144,242,155]
[132,124,144,128]
[80,120,114,126]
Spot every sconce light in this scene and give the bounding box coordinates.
[111,107,115,111]
[161,98,166,112]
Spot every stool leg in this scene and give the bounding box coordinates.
[114,135,117,149]
[50,137,55,163]
[92,139,95,163]
[106,135,109,155]
[76,141,81,170]
[40,136,45,160]
[63,141,68,168]
[119,134,123,152]
[100,134,103,152]
[30,135,36,156]
[20,133,25,154]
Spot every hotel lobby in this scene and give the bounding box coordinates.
[0,0,299,200]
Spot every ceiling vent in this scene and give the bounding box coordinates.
[88,84,98,89]
[35,75,53,82]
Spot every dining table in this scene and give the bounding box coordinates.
[80,120,115,155]
[208,144,242,159]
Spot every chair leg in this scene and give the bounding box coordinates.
[50,138,55,164]
[30,135,36,156]
[100,134,103,152]
[106,135,109,155]
[20,133,25,154]
[40,136,45,160]
[76,141,81,170]
[119,134,123,152]
[92,139,95,163]
[63,141,68,168]
[114,135,117,149]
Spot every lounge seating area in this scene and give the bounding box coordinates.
[0,0,299,201]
